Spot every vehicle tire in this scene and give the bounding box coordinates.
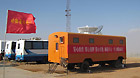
[114,59,123,68]
[67,63,75,70]
[109,59,123,68]
[80,61,89,72]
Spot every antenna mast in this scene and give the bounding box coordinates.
[65,0,71,32]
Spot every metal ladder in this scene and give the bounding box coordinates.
[60,57,68,68]
[60,57,69,75]
[48,63,58,74]
[48,57,68,74]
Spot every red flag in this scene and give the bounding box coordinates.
[6,10,36,34]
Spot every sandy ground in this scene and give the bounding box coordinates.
[0,57,140,78]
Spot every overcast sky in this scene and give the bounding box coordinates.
[0,0,140,55]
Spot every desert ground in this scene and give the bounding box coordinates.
[0,57,140,78]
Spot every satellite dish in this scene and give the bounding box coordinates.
[95,25,103,34]
[78,25,98,34]
[78,25,103,35]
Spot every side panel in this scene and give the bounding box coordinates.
[68,33,126,63]
[23,49,48,62]
[68,45,126,63]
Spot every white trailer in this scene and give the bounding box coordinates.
[15,40,48,63]
[5,41,16,60]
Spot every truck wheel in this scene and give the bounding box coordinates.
[80,61,89,72]
[109,59,123,68]
[114,59,123,68]
[67,63,75,70]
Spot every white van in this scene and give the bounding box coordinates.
[15,40,48,63]
[5,41,16,60]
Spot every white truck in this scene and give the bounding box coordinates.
[15,40,48,63]
[5,41,16,60]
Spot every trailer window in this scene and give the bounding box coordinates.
[120,40,123,44]
[6,44,9,49]
[89,38,94,43]
[73,38,79,43]
[33,42,43,49]
[43,41,48,49]
[56,43,58,50]
[18,44,20,49]
[25,42,32,49]
[60,37,64,43]
[109,39,113,44]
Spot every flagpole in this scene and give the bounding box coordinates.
[3,10,9,78]
[3,33,6,78]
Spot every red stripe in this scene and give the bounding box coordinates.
[68,45,126,54]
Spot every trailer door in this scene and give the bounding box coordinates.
[59,37,65,61]
[5,41,12,58]
[60,46,64,58]
[15,40,24,60]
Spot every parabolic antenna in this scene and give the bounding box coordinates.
[94,25,103,34]
[78,25,103,34]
